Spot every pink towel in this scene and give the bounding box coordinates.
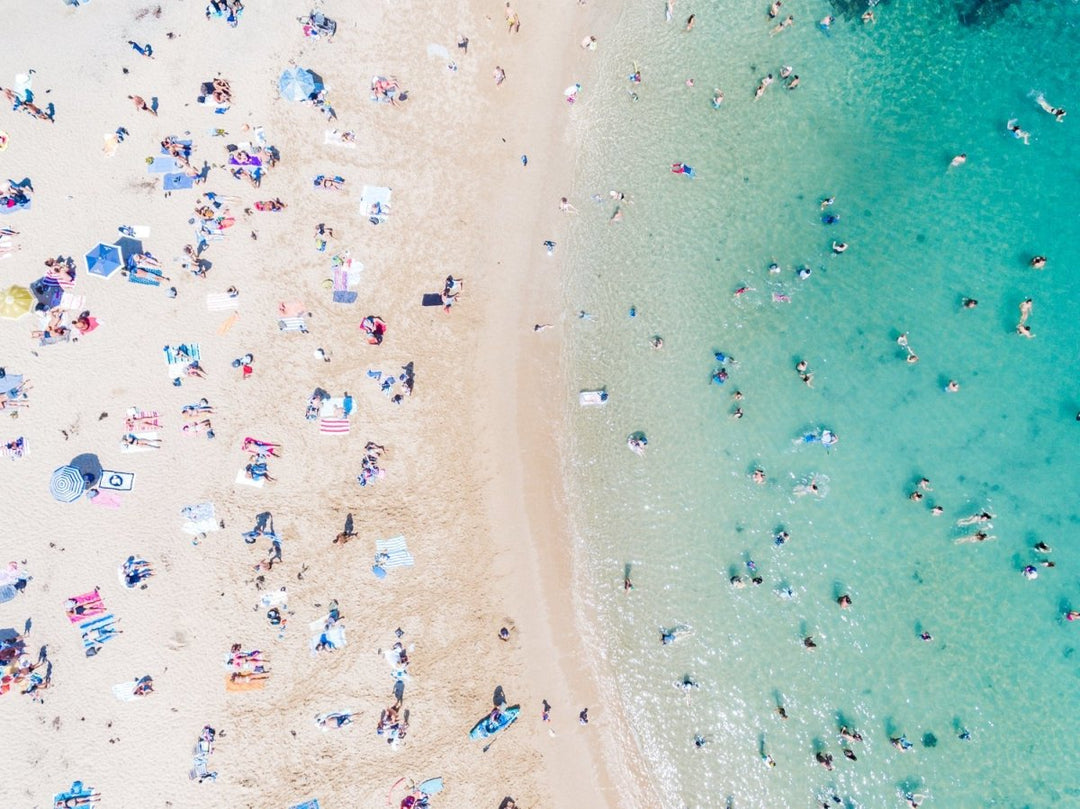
[319,418,350,435]
[90,490,122,509]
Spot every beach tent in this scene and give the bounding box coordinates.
[0,285,33,319]
[85,243,123,278]
[50,465,86,502]
[279,67,322,102]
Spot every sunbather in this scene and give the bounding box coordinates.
[242,437,281,457]
[245,462,275,482]
[182,398,214,416]
[125,410,160,430]
[71,311,97,335]
[122,266,169,282]
[314,174,345,190]
[182,419,215,438]
[122,433,162,449]
[133,675,154,696]
[185,361,207,378]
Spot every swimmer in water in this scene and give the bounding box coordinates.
[1006,119,1031,144]
[862,9,875,23]
[831,241,848,254]
[1029,255,1046,269]
[950,152,967,167]
[815,751,833,770]
[780,65,793,79]
[694,734,709,748]
[1066,610,1080,622]
[946,380,960,393]
[1017,323,1034,338]
[712,88,724,108]
[956,531,994,544]
[797,266,812,280]
[957,511,994,525]
[839,726,863,743]
[1033,541,1052,553]
[803,636,817,649]
[768,261,781,273]
[774,531,789,546]
[892,735,914,751]
[1022,565,1038,580]
[754,74,774,99]
[770,14,794,35]
[1035,93,1066,122]
[786,75,800,90]
[931,506,944,516]
[650,335,664,349]
[685,14,695,31]
[819,15,834,31]
[768,0,781,18]
[820,196,835,209]
[962,297,978,308]
[837,594,852,608]
[752,468,766,484]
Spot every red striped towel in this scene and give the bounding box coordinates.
[319,418,350,435]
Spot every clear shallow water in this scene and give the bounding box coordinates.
[561,1,1080,807]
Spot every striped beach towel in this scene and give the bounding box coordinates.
[279,317,308,333]
[206,292,240,311]
[319,418,350,435]
[164,344,200,378]
[125,410,161,431]
[2,436,27,459]
[375,535,414,568]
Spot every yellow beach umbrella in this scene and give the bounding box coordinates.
[0,285,33,319]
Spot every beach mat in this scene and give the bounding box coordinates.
[99,470,134,491]
[422,293,443,307]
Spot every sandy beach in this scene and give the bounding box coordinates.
[1,1,653,808]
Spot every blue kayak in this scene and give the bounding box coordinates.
[469,705,520,740]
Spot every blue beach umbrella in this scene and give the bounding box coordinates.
[50,465,86,502]
[279,67,321,102]
[85,243,123,278]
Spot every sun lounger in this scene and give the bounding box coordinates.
[373,535,414,576]
[279,317,309,333]
[235,468,265,488]
[206,292,239,311]
[120,431,159,453]
[360,185,392,224]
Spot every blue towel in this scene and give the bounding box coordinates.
[147,157,183,173]
[128,270,161,286]
[290,801,321,809]
[332,290,357,304]
[163,172,195,191]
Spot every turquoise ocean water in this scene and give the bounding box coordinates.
[561,1,1080,806]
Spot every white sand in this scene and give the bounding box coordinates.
[1,1,657,808]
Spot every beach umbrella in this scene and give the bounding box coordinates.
[85,243,123,278]
[279,67,321,102]
[69,453,103,489]
[0,285,33,319]
[50,465,86,503]
[29,278,62,310]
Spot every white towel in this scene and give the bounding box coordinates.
[235,468,265,488]
[324,130,357,149]
[59,292,86,311]
[206,293,240,311]
[120,431,159,454]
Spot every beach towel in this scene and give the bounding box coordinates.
[2,437,27,459]
[290,800,321,809]
[125,410,160,431]
[235,468,265,488]
[54,783,96,806]
[66,591,106,623]
[319,418,350,435]
[80,613,121,652]
[163,172,196,191]
[374,535,414,573]
[127,270,162,287]
[278,317,309,333]
[59,291,86,311]
[225,674,268,691]
[147,157,184,173]
[181,502,221,535]
[112,680,143,701]
[206,292,240,311]
[360,186,392,224]
[120,431,159,453]
[309,619,346,655]
[89,490,122,509]
[0,198,31,214]
[164,344,201,379]
[278,300,306,317]
[421,293,444,307]
[324,129,356,148]
[99,470,134,491]
[119,225,151,239]
[39,330,71,347]
[217,311,240,335]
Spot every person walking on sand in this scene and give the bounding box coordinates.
[579,707,589,724]
[505,2,521,33]
[493,66,506,87]
[128,95,157,116]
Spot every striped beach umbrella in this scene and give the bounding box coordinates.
[50,465,86,503]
